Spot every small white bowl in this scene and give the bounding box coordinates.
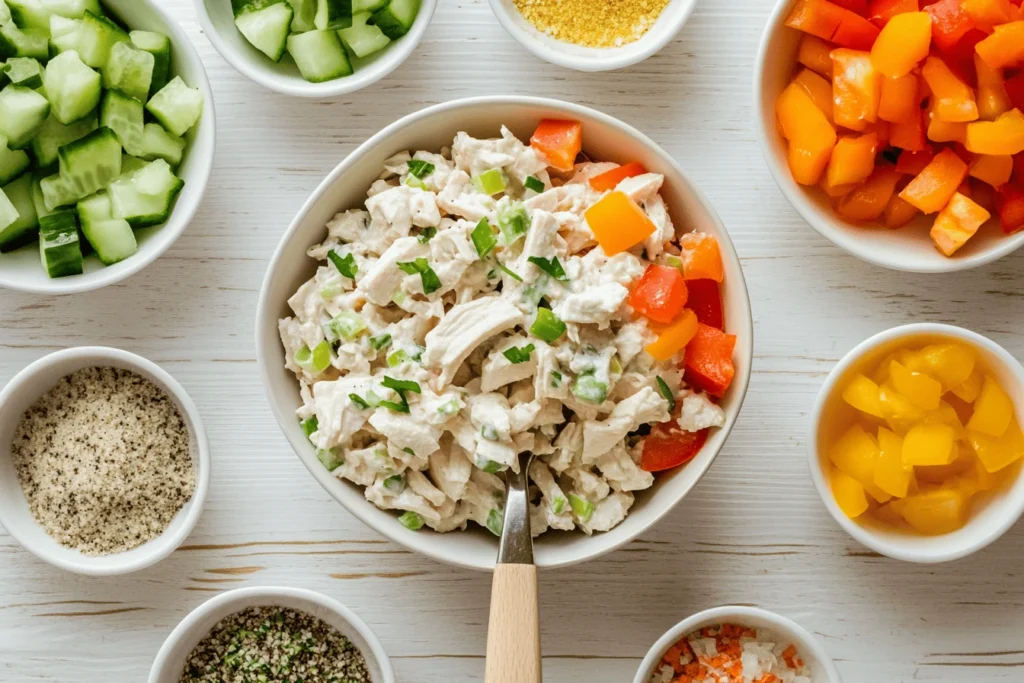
[487,0,697,72]
[633,606,843,683]
[148,586,396,683]
[0,347,210,576]
[809,323,1024,564]
[195,0,438,98]
[0,0,216,295]
[753,0,1024,273]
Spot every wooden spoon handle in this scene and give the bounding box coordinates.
[485,563,541,683]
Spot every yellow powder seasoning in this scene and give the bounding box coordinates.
[513,0,671,49]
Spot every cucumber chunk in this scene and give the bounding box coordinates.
[235,2,293,62]
[38,208,83,277]
[120,153,146,175]
[99,88,142,155]
[101,40,153,101]
[129,29,169,94]
[315,0,351,30]
[75,10,128,68]
[43,50,101,124]
[339,12,389,58]
[369,0,418,39]
[286,29,352,82]
[230,0,281,16]
[4,56,42,88]
[0,186,18,233]
[137,122,184,166]
[39,171,75,210]
[29,111,95,167]
[0,134,30,184]
[286,0,315,32]
[31,171,56,217]
[0,22,49,59]
[40,0,101,19]
[352,0,387,13]
[0,2,11,24]
[48,13,79,53]
[0,172,37,251]
[108,158,183,228]
[145,76,202,137]
[7,0,50,33]
[56,125,120,203]
[0,85,50,148]
[77,190,135,264]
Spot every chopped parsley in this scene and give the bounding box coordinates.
[327,251,357,279]
[656,376,676,412]
[527,256,568,283]
[524,175,545,193]
[378,376,420,414]
[471,217,497,258]
[369,333,392,351]
[502,343,536,364]
[406,159,435,178]
[397,258,442,295]
[349,393,371,410]
[497,201,530,245]
[418,226,437,243]
[550,370,562,388]
[495,260,523,282]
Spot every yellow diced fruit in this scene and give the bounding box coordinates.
[924,401,966,438]
[891,486,967,535]
[842,374,883,418]
[872,501,905,526]
[902,423,957,466]
[951,458,999,497]
[829,424,879,485]
[951,368,984,403]
[831,467,870,518]
[966,375,1013,437]
[916,442,974,483]
[879,382,925,434]
[889,360,942,410]
[865,481,892,504]
[967,418,1024,473]
[875,427,913,498]
[870,351,901,384]
[907,343,975,391]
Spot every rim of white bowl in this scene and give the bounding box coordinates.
[633,605,844,683]
[193,0,438,98]
[0,0,216,295]
[807,323,1024,563]
[255,95,754,571]
[486,0,698,72]
[0,346,210,575]
[752,0,1024,274]
[148,586,396,683]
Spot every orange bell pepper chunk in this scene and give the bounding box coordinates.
[628,264,688,324]
[871,12,932,77]
[878,73,921,123]
[925,0,978,53]
[798,34,836,77]
[976,21,1024,69]
[588,162,647,192]
[896,149,934,175]
[777,82,839,184]
[831,48,883,130]
[927,103,968,143]
[583,191,656,256]
[786,0,848,40]
[930,192,991,255]
[889,110,928,150]
[962,0,1019,27]
[679,233,725,282]
[922,55,979,122]
[885,193,921,227]
[827,132,879,187]
[794,68,836,125]
[833,0,868,13]
[899,148,970,213]
[975,54,1012,121]
[834,9,882,49]
[530,119,582,173]
[996,182,1024,233]
[965,108,1024,154]
[969,154,1014,187]
[868,0,919,27]
[646,309,698,362]
[684,323,738,398]
[836,166,903,221]
[971,177,998,213]
[821,175,857,197]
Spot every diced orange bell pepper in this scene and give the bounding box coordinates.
[878,73,921,123]
[965,108,1024,154]
[925,0,978,53]
[831,48,883,130]
[899,148,970,213]
[786,0,848,40]
[646,309,698,362]
[629,264,688,324]
[684,323,737,398]
[976,21,1024,70]
[794,68,836,125]
[927,104,968,143]
[969,154,1014,187]
[798,34,836,77]
[975,54,1012,121]
[930,192,991,255]
[885,193,921,227]
[868,0,919,27]
[837,166,903,220]
[834,9,882,48]
[996,182,1024,233]
[962,0,1019,27]
[827,133,879,187]
[530,119,582,173]
[821,175,857,197]
[777,82,839,184]
[922,55,979,122]
[583,191,656,255]
[871,11,932,77]
[896,149,934,175]
[833,0,868,13]
[679,233,724,282]
[589,162,647,192]
[889,109,928,150]
[868,119,891,143]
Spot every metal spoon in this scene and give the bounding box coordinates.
[485,450,541,683]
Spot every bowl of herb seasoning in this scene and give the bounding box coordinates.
[148,586,395,683]
[0,346,210,576]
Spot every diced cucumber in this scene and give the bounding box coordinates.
[48,13,79,53]
[145,76,202,137]
[0,186,17,233]
[43,50,100,124]
[286,29,352,82]
[129,30,169,95]
[137,122,184,166]
[315,0,351,30]
[369,0,418,39]
[339,12,389,58]
[0,85,49,148]
[78,190,135,264]
[75,10,128,68]
[4,56,42,88]
[0,172,37,251]
[31,171,56,217]
[101,40,152,101]
[120,152,146,175]
[38,208,83,277]
[0,22,49,59]
[99,88,142,155]
[0,2,11,24]
[57,125,120,202]
[108,158,182,228]
[286,0,315,32]
[29,111,95,167]
[234,2,293,62]
[0,134,30,183]
[40,0,101,19]
[7,0,50,33]
[39,170,75,210]
[352,0,387,13]
[230,0,282,17]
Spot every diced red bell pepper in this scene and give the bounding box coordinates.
[996,183,1024,232]
[1014,153,1024,182]
[684,323,737,398]
[530,119,582,173]
[589,162,647,192]
[925,0,977,53]
[628,264,688,324]
[896,149,935,175]
[641,423,710,473]
[868,0,919,27]
[833,0,869,13]
[833,9,882,48]
[685,279,724,330]
[1004,72,1024,111]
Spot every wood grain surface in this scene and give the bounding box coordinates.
[2,1,1023,681]
[486,564,541,683]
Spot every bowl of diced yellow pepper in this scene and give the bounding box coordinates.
[810,323,1024,563]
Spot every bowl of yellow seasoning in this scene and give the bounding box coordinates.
[487,0,697,72]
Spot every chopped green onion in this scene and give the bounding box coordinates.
[530,308,566,343]
[502,343,536,365]
[418,227,437,243]
[327,251,358,280]
[295,341,332,375]
[349,393,371,410]
[404,175,428,190]
[665,254,683,271]
[397,258,442,295]
[382,376,422,394]
[300,415,319,439]
[550,370,563,388]
[609,354,623,375]
[487,268,498,280]
[379,397,410,413]
[403,447,415,455]
[407,159,435,179]
[486,508,504,536]
[471,217,497,258]
[552,496,567,515]
[398,511,424,530]
[495,260,523,283]
[656,376,676,412]
[383,474,406,494]
[391,291,407,305]
[524,175,545,193]
[437,398,462,416]
[527,256,568,283]
[497,201,530,245]
[475,455,504,474]
[472,168,507,195]
[572,373,608,405]
[317,447,344,471]
[386,346,424,367]
[319,280,343,301]
[481,425,499,441]
[326,311,367,341]
[370,333,392,351]
[568,493,595,522]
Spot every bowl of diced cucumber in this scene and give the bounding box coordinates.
[0,0,214,294]
[196,0,435,98]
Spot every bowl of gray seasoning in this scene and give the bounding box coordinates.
[0,346,210,576]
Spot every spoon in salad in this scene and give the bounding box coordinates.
[485,450,541,683]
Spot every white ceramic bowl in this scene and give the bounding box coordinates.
[809,323,1024,563]
[487,0,697,72]
[633,606,843,683]
[753,0,1024,273]
[0,0,216,295]
[256,95,754,571]
[195,0,437,98]
[149,586,395,683]
[0,347,210,575]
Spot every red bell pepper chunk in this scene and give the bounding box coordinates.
[530,119,582,173]
[832,9,881,48]
[589,162,647,192]
[685,279,724,330]
[895,150,935,176]
[1014,154,1024,183]
[628,264,688,324]
[925,0,978,53]
[683,323,737,398]
[997,183,1024,233]
[1004,72,1024,112]
[641,423,710,473]
[833,0,869,13]
[868,0,919,27]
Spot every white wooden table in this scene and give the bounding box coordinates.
[3,1,1024,681]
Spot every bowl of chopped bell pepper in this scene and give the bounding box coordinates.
[755,0,1024,272]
